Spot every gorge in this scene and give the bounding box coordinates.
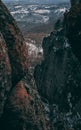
[0,0,81,130]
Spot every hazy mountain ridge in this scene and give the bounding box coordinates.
[5,2,69,32]
[3,0,69,4]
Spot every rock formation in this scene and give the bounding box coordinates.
[0,1,29,86]
[65,0,81,118]
[34,19,81,112]
[0,33,11,118]
[34,1,81,130]
[1,77,47,130]
[65,1,81,63]
[0,1,47,130]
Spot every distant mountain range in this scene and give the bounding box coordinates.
[3,0,69,4]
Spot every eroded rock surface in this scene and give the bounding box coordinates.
[0,1,47,130]
[34,2,81,129]
[0,33,11,118]
[1,78,47,130]
[34,19,81,112]
[0,1,29,85]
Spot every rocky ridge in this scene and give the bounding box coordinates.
[34,0,81,129]
[0,1,47,130]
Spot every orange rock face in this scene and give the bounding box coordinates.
[11,81,31,110]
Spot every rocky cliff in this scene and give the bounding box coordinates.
[34,19,81,112]
[0,1,47,130]
[0,1,29,86]
[34,1,81,130]
[65,0,81,117]
[66,0,81,62]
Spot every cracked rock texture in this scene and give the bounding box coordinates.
[0,1,47,130]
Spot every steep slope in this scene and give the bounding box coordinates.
[0,0,29,86]
[65,0,81,116]
[0,1,47,130]
[0,33,11,118]
[34,19,81,112]
[34,1,81,129]
[1,77,47,130]
[65,0,81,62]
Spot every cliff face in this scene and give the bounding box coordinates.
[0,33,11,118]
[0,1,29,86]
[65,2,81,63]
[0,1,47,130]
[1,77,47,130]
[34,1,81,129]
[65,0,81,116]
[34,19,81,112]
